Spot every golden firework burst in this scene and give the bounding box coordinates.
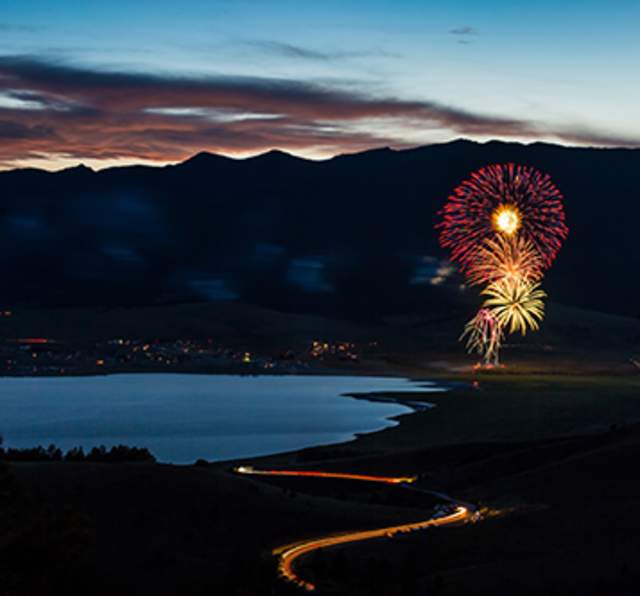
[467,235,544,286]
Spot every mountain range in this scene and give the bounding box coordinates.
[1,139,637,318]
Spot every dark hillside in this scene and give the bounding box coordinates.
[1,140,637,316]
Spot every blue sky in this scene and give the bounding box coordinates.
[1,0,638,169]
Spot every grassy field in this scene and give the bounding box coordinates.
[251,373,640,467]
[2,300,640,595]
[1,298,638,372]
[3,368,639,595]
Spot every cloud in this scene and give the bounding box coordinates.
[0,119,57,140]
[245,41,398,61]
[0,23,40,33]
[545,128,640,149]
[449,26,478,36]
[246,41,340,61]
[0,55,636,168]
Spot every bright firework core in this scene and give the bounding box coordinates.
[492,204,521,236]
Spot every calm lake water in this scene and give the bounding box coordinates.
[0,374,443,464]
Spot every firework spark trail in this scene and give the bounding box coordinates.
[460,308,503,365]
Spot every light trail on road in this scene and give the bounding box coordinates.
[234,465,416,485]
[234,466,474,591]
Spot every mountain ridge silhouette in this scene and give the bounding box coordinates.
[0,139,637,317]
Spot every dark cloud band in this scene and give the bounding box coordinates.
[0,56,636,167]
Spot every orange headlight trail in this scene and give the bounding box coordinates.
[234,466,472,591]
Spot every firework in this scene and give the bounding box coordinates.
[437,163,567,365]
[460,308,503,365]
[438,163,568,269]
[466,234,544,286]
[482,277,546,335]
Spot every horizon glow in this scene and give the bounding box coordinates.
[1,0,639,171]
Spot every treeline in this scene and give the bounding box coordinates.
[0,438,155,463]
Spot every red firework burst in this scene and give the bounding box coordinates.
[437,163,568,269]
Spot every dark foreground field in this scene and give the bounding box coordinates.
[2,297,640,595]
[3,370,640,596]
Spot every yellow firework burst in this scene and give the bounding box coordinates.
[482,277,546,335]
[467,235,544,286]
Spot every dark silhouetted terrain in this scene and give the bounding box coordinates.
[3,141,640,596]
[8,374,640,596]
[1,140,638,317]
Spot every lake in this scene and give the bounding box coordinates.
[0,374,443,463]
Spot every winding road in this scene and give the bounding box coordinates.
[234,466,475,591]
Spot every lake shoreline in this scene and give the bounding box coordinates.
[0,374,446,465]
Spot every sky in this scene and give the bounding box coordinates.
[1,0,639,170]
